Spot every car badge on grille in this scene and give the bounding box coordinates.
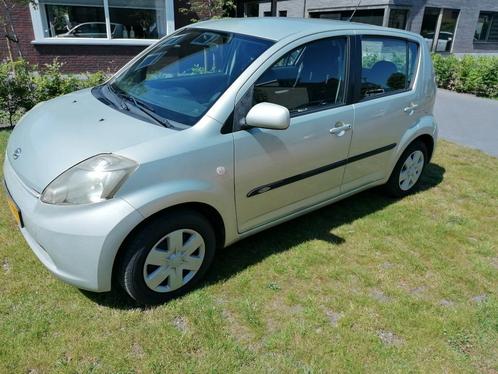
[13,147,22,160]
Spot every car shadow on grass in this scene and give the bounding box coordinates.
[81,162,445,309]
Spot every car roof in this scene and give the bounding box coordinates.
[188,17,415,41]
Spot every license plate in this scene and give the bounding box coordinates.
[5,190,22,227]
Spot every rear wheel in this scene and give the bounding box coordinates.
[117,210,216,305]
[385,140,428,197]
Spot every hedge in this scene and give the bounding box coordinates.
[0,59,107,127]
[432,54,498,99]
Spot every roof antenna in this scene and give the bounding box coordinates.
[348,0,362,22]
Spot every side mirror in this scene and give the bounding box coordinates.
[245,102,290,131]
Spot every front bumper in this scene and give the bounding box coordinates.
[3,157,144,292]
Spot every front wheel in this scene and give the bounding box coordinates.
[384,140,428,197]
[117,210,216,305]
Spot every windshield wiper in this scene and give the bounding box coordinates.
[106,83,129,111]
[107,83,176,129]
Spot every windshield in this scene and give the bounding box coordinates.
[110,28,274,126]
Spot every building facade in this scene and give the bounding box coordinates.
[250,0,498,55]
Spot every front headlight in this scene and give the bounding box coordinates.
[41,154,138,205]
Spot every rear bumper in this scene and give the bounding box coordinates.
[3,157,144,292]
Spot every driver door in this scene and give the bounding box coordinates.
[233,36,354,233]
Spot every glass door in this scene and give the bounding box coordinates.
[437,9,459,52]
[421,7,441,51]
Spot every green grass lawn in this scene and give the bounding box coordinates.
[0,129,497,373]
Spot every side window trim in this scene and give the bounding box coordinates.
[349,35,363,104]
[354,34,420,104]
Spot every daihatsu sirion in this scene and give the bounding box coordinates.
[4,18,437,304]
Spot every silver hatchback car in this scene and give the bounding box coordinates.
[4,18,437,304]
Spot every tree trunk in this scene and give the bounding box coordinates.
[3,23,14,62]
[1,0,23,61]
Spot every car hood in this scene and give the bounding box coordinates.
[6,88,173,192]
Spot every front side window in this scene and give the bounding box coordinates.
[111,29,273,126]
[360,37,418,99]
[252,37,347,114]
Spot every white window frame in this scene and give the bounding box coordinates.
[29,0,175,46]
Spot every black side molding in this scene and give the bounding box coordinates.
[247,143,396,197]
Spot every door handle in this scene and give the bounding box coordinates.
[403,103,419,115]
[330,122,352,136]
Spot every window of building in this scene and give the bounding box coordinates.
[475,12,498,42]
[262,9,286,17]
[360,37,418,99]
[311,9,385,27]
[388,9,408,30]
[252,37,347,114]
[438,9,459,51]
[34,0,174,44]
[108,0,167,39]
[244,1,259,17]
[43,1,106,38]
[421,7,460,52]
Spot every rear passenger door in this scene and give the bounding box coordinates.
[342,35,421,192]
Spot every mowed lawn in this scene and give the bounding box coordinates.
[0,129,497,373]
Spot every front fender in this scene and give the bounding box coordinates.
[119,178,238,247]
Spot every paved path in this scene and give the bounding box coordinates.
[435,89,498,157]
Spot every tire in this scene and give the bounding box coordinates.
[384,140,428,198]
[117,210,216,305]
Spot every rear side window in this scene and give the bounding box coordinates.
[360,37,419,99]
[253,37,348,114]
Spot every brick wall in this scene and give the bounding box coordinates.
[0,3,146,73]
[32,44,146,73]
[0,3,37,64]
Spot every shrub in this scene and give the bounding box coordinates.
[432,54,498,99]
[34,59,107,103]
[0,59,36,127]
[432,53,459,90]
[0,58,108,126]
[34,60,81,103]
